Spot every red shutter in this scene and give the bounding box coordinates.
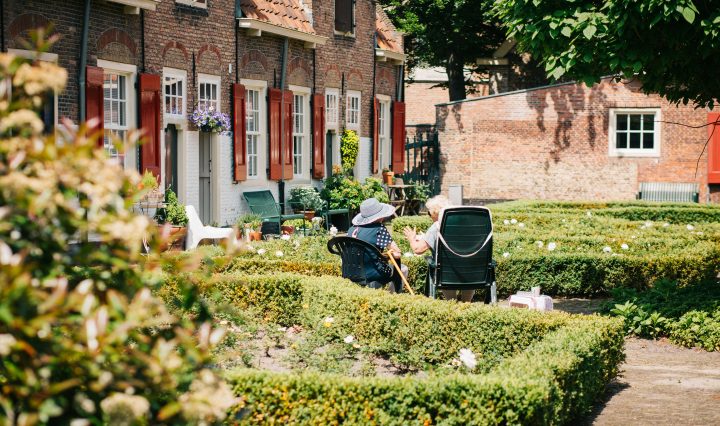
[139,73,161,177]
[85,66,104,145]
[312,93,325,179]
[283,91,293,180]
[391,101,406,174]
[233,84,247,182]
[373,98,379,174]
[708,113,720,184]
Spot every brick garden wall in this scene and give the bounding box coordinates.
[435,79,713,202]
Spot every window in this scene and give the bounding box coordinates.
[198,74,220,112]
[163,68,186,120]
[377,98,391,169]
[346,91,360,131]
[103,71,128,164]
[326,88,339,130]
[8,49,59,135]
[335,0,354,35]
[609,109,661,157]
[246,88,260,179]
[293,93,306,175]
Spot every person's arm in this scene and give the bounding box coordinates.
[377,226,401,258]
[403,227,430,255]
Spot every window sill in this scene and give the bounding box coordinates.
[175,0,209,16]
[609,150,660,158]
[334,30,356,39]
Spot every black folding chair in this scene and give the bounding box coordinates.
[327,236,391,289]
[430,206,496,303]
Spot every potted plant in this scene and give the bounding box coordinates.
[382,167,394,186]
[135,170,163,205]
[154,189,188,250]
[237,214,263,241]
[288,186,325,220]
[190,106,231,134]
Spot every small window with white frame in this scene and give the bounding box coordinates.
[98,60,137,168]
[163,68,186,120]
[609,108,661,157]
[346,90,360,131]
[292,91,309,176]
[325,88,339,130]
[197,74,220,112]
[242,79,266,180]
[377,96,391,170]
[8,49,59,135]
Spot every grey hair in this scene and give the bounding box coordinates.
[425,195,450,217]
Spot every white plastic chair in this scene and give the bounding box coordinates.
[185,205,235,250]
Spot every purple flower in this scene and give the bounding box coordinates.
[191,106,231,135]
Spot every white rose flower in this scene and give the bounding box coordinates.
[621,243,629,250]
[518,223,525,228]
[329,226,338,236]
[344,335,355,344]
[403,252,414,258]
[503,252,510,258]
[458,348,477,370]
[547,242,557,251]
[510,218,518,224]
[536,241,544,248]
[503,219,510,225]
[586,211,592,217]
[0,334,17,356]
[644,221,653,227]
[275,250,284,257]
[257,248,266,255]
[663,223,670,227]
[603,246,612,253]
[687,224,695,231]
[280,234,291,241]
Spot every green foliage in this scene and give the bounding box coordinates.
[381,0,505,100]
[363,176,390,203]
[321,170,391,211]
[493,0,720,108]
[155,189,188,226]
[288,186,325,212]
[236,213,262,231]
[340,129,359,170]
[603,278,720,350]
[405,180,430,202]
[0,46,235,423]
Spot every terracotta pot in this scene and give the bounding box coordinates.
[249,231,262,241]
[281,225,296,235]
[303,210,315,221]
[159,225,186,251]
[383,171,394,186]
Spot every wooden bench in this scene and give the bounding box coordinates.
[637,182,699,203]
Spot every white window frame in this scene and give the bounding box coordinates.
[163,67,187,124]
[197,73,221,112]
[9,49,60,134]
[98,59,137,170]
[175,0,207,9]
[608,108,661,158]
[290,85,311,177]
[325,88,339,130]
[241,79,267,180]
[346,90,361,131]
[376,95,391,171]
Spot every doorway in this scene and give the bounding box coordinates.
[164,124,178,195]
[326,130,334,177]
[199,132,212,224]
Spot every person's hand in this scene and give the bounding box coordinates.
[389,241,402,259]
[403,226,417,242]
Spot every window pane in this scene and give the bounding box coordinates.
[643,133,654,149]
[617,114,627,131]
[629,132,641,148]
[629,114,641,131]
[643,114,654,131]
[118,76,125,100]
[616,132,627,149]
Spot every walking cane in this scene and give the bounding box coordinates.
[385,250,415,295]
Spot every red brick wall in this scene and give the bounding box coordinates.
[3,0,141,122]
[406,82,486,126]
[436,79,713,202]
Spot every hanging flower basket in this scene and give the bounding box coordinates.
[191,106,231,134]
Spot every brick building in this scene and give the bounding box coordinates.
[435,78,720,203]
[2,0,407,225]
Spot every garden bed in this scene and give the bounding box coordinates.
[160,272,624,424]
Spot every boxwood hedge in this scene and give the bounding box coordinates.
[172,273,624,424]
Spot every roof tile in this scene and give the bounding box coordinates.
[240,0,315,35]
[376,7,402,54]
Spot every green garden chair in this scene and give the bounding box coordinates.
[429,206,496,303]
[242,190,306,234]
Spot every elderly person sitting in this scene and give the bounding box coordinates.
[347,197,407,293]
[403,195,475,302]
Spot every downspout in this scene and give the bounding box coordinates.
[79,0,91,124]
[235,0,240,83]
[1,0,5,52]
[278,37,289,210]
[140,9,146,73]
[371,33,377,173]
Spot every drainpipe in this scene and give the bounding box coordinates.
[1,0,5,52]
[235,0,240,82]
[278,37,288,210]
[140,9,146,73]
[79,0,91,124]
[371,33,377,173]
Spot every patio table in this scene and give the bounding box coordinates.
[385,184,415,216]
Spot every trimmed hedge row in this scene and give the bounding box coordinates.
[185,273,625,424]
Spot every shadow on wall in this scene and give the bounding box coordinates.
[526,81,610,168]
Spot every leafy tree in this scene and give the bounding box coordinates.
[494,0,720,108]
[382,0,505,101]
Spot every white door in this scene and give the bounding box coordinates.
[199,133,212,224]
